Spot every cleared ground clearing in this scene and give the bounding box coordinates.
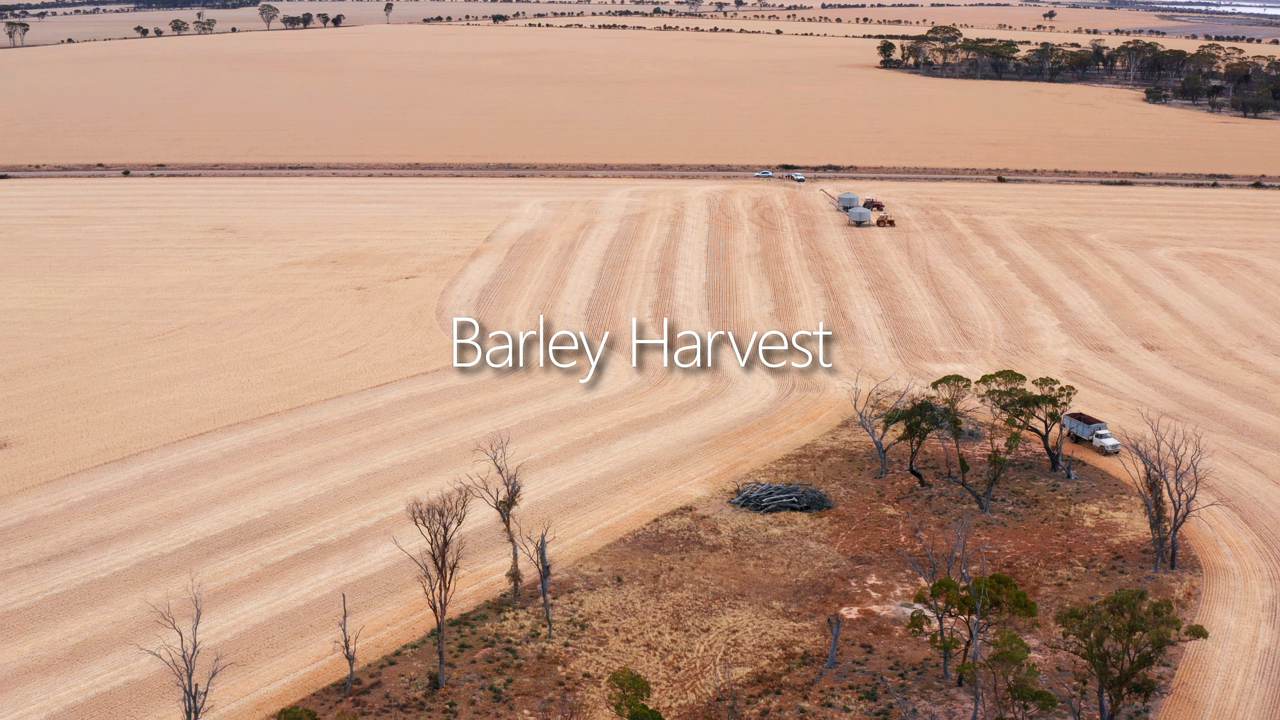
[2,25,1279,174]
[1,178,1278,719]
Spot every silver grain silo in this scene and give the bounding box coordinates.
[838,192,860,210]
[847,207,872,226]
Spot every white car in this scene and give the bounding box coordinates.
[789,173,807,183]
[754,170,774,178]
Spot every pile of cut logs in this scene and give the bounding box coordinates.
[729,482,832,513]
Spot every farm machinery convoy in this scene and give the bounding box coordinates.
[820,190,896,227]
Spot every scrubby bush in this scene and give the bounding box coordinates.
[607,667,663,719]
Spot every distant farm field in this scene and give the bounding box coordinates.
[2,25,1279,174]
[16,0,1268,45]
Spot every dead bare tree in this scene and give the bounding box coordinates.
[1120,411,1213,571]
[848,372,912,478]
[823,612,845,673]
[518,519,555,640]
[465,433,524,608]
[1121,441,1169,572]
[335,592,363,697]
[964,553,987,720]
[394,485,471,688]
[138,578,229,720]
[902,517,971,680]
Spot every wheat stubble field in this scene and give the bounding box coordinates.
[1,178,1278,718]
[3,25,1280,174]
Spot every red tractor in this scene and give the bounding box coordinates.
[862,198,886,211]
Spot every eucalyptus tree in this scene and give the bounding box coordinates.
[259,3,279,30]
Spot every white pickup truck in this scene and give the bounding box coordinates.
[1063,412,1122,455]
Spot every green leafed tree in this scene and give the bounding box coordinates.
[908,576,965,680]
[980,630,1057,719]
[1022,376,1076,473]
[887,396,945,486]
[259,3,280,30]
[1055,588,1208,720]
[924,24,964,71]
[607,667,663,719]
[960,369,1028,513]
[955,572,1038,687]
[929,373,973,484]
[904,519,970,681]
[877,39,896,67]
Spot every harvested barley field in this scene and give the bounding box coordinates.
[1,177,1278,719]
[2,25,1279,174]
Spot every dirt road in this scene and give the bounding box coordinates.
[1,178,1278,718]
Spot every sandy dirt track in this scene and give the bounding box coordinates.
[3,25,1280,175]
[2,178,1279,719]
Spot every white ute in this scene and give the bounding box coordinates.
[1063,411,1122,455]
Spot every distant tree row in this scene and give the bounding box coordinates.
[877,27,1280,117]
[257,4,345,30]
[126,6,347,39]
[132,0,253,7]
[162,16,215,34]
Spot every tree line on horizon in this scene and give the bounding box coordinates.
[877,26,1280,117]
